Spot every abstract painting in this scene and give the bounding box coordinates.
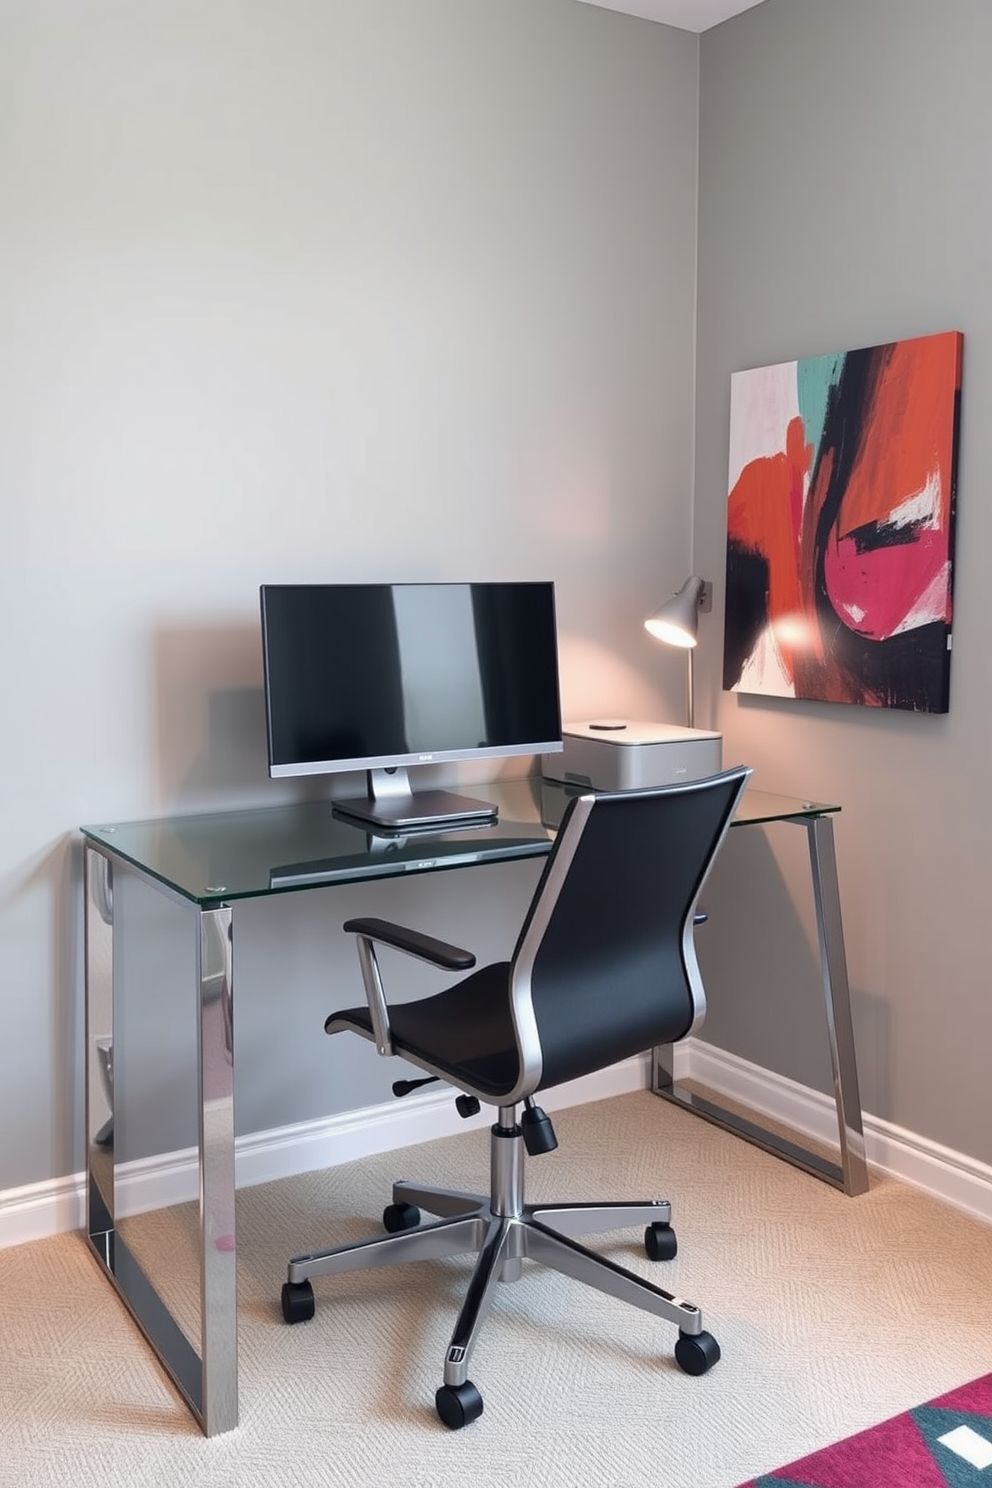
[723,330,963,712]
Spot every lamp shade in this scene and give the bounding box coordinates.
[644,576,705,649]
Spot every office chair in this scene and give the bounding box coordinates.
[281,765,751,1429]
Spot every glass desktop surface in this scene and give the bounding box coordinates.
[80,777,838,908]
[731,786,838,827]
[79,779,556,907]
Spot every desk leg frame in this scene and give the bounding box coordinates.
[654,813,869,1197]
[84,845,239,1435]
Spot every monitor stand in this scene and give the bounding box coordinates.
[333,767,498,834]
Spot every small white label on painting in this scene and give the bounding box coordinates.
[938,1424,992,1468]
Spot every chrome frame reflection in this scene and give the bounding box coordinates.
[83,843,239,1436]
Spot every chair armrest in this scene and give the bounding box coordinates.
[341,917,477,1059]
[342,916,476,971]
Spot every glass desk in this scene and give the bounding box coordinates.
[81,776,866,1436]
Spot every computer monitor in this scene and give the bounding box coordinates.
[260,581,563,832]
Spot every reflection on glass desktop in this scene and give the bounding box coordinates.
[260,581,563,834]
[268,817,556,889]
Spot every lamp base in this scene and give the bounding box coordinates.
[542,720,722,792]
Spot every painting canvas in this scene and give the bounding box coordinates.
[722,330,963,712]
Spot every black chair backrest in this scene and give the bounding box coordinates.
[511,766,751,1093]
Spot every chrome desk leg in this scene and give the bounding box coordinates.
[84,846,116,1255]
[805,814,869,1196]
[197,902,238,1434]
[84,846,239,1435]
[654,812,868,1197]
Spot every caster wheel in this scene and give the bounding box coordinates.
[435,1380,484,1430]
[644,1221,678,1262]
[675,1329,720,1376]
[383,1201,421,1232]
[281,1279,315,1324]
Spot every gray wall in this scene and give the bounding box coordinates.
[0,1,700,1188]
[694,0,992,1160]
[8,0,986,1196]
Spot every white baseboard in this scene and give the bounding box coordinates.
[686,1039,992,1226]
[0,1172,89,1250]
[5,1041,992,1250]
[0,1054,653,1250]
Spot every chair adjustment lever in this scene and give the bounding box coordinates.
[392,1077,480,1120]
[392,1075,441,1097]
[521,1101,558,1156]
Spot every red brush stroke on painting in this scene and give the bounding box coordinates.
[819,335,959,641]
[726,414,811,685]
[834,336,957,537]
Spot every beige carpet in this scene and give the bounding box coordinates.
[3,1091,992,1487]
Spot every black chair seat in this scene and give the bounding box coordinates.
[329,961,520,1099]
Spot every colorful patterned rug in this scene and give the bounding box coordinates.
[736,1374,992,1487]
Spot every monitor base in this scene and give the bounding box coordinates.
[334,768,498,834]
[333,791,498,835]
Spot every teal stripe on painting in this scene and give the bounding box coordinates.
[797,351,845,457]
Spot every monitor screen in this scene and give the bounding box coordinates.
[260,582,562,832]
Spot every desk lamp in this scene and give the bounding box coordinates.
[644,576,712,729]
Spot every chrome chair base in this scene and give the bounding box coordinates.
[283,1107,716,1423]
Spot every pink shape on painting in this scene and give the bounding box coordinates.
[823,529,949,640]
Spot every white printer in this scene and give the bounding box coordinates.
[542,720,722,792]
